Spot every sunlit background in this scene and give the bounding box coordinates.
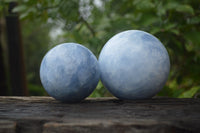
[0,0,200,98]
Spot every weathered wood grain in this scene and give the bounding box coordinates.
[0,96,199,133]
[0,120,16,133]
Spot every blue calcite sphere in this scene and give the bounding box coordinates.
[40,43,100,102]
[99,30,170,100]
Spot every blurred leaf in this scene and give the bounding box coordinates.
[150,28,161,34]
[176,5,194,15]
[28,84,47,96]
[133,0,155,10]
[19,11,29,19]
[184,31,200,44]
[89,81,112,97]
[165,1,179,10]
[4,0,17,3]
[170,29,180,35]
[178,86,200,98]
[13,5,27,12]
[189,16,200,24]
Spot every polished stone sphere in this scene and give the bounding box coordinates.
[99,30,170,100]
[40,43,100,102]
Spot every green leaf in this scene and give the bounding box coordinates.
[171,29,180,35]
[188,16,200,24]
[28,7,37,13]
[4,0,17,3]
[184,31,200,44]
[165,2,179,10]
[12,5,27,13]
[150,28,161,34]
[133,0,155,10]
[176,5,194,15]
[28,84,47,96]
[19,12,29,19]
[164,23,177,31]
[178,86,200,98]
[139,14,159,26]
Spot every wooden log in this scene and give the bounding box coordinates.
[0,97,199,133]
[0,120,16,133]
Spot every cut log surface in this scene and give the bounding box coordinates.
[0,96,199,133]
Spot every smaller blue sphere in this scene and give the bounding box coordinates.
[40,43,100,102]
[99,30,170,100]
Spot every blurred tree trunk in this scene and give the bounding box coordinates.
[0,20,8,95]
[6,2,28,96]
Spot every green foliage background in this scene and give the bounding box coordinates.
[1,0,200,98]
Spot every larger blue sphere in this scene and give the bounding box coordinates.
[40,43,100,102]
[99,30,170,100]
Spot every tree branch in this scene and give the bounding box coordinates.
[80,17,96,37]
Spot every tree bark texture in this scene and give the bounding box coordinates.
[0,96,199,133]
